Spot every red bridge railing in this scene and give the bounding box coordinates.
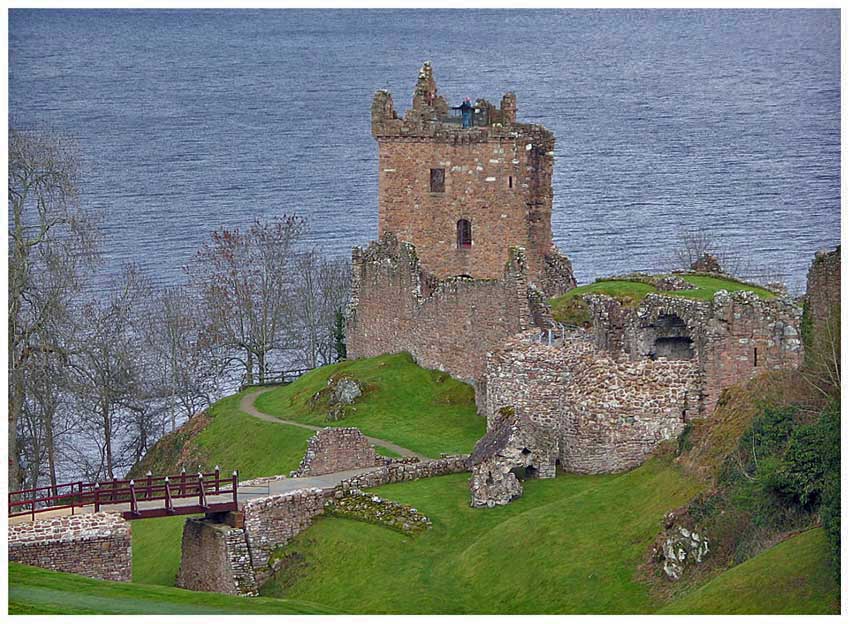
[9,467,239,521]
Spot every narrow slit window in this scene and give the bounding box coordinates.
[457,219,472,248]
[430,168,445,193]
[753,347,758,367]
[508,175,513,189]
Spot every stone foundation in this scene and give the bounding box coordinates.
[8,512,131,582]
[176,518,257,596]
[290,427,380,477]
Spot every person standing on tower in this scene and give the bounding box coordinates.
[453,97,474,128]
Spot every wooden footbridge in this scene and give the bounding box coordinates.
[9,468,240,523]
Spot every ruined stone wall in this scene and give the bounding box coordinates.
[176,518,257,596]
[241,488,332,585]
[617,292,803,413]
[482,330,701,474]
[8,512,131,582]
[291,428,379,477]
[338,455,470,490]
[371,63,573,296]
[347,233,533,384]
[805,246,840,330]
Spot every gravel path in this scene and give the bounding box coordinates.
[239,387,430,460]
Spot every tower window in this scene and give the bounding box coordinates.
[753,347,758,367]
[430,168,445,193]
[508,176,513,189]
[457,219,472,248]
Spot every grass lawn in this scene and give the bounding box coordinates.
[254,352,485,458]
[550,274,777,326]
[132,516,191,586]
[260,457,703,614]
[130,391,316,482]
[8,563,336,615]
[660,528,840,614]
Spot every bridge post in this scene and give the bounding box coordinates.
[215,465,220,494]
[232,470,238,506]
[94,483,101,512]
[180,468,186,496]
[198,473,207,510]
[164,477,173,513]
[129,480,139,517]
[146,471,153,501]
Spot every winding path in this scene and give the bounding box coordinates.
[239,387,430,460]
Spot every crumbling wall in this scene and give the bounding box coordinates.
[290,428,379,477]
[241,489,332,586]
[619,292,803,412]
[482,330,701,474]
[805,246,840,331]
[347,233,533,384]
[8,512,131,582]
[176,518,257,596]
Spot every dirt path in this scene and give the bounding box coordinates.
[239,387,430,460]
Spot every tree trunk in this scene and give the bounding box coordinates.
[258,351,266,384]
[8,369,24,492]
[45,407,58,495]
[245,350,254,385]
[103,401,113,480]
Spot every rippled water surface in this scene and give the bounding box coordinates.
[9,9,840,293]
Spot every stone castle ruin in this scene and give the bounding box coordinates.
[346,62,809,507]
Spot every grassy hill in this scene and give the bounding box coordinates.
[550,273,777,326]
[660,528,839,614]
[254,352,485,457]
[260,458,702,614]
[128,391,315,481]
[8,563,335,615]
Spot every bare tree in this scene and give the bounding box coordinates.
[8,127,99,490]
[144,286,220,430]
[802,304,840,402]
[293,250,351,368]
[668,230,750,277]
[186,216,305,384]
[66,265,150,480]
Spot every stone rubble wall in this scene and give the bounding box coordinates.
[324,490,432,536]
[290,427,380,478]
[805,246,840,331]
[346,233,534,385]
[483,330,701,474]
[241,488,332,586]
[8,512,132,582]
[176,518,257,596]
[620,291,803,413]
[338,455,470,491]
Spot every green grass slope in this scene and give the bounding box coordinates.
[660,528,839,614]
[550,274,776,326]
[8,563,336,615]
[129,391,315,481]
[132,516,188,586]
[260,458,702,614]
[254,352,485,457]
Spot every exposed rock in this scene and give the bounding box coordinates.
[311,375,364,422]
[654,275,695,292]
[650,509,710,581]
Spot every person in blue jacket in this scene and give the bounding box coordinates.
[453,97,474,128]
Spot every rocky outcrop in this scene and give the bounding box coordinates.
[650,509,710,581]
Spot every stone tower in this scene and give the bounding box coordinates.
[370,62,575,297]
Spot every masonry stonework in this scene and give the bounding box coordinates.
[347,232,535,384]
[176,518,258,596]
[371,62,575,295]
[805,245,840,331]
[587,291,803,413]
[291,427,380,477]
[482,329,702,474]
[8,512,132,582]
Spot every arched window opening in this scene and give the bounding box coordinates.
[457,219,472,249]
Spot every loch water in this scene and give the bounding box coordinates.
[9,9,841,294]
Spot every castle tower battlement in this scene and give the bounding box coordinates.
[371,62,575,297]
